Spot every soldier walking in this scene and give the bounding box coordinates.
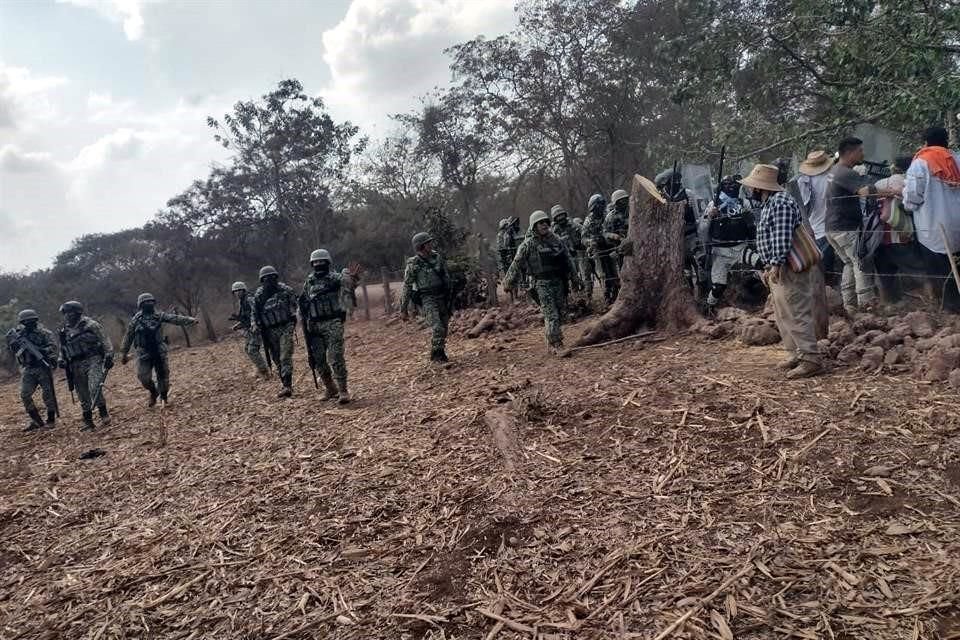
[119,293,198,406]
[582,194,620,304]
[300,249,353,404]
[57,301,113,430]
[230,281,269,378]
[504,211,582,353]
[401,232,452,363]
[5,309,59,430]
[550,204,585,303]
[253,266,299,398]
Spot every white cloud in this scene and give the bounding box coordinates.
[0,145,56,173]
[0,64,68,129]
[320,0,516,130]
[57,0,150,40]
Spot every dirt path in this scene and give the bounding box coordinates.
[1,316,958,639]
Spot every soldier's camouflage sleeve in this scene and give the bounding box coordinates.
[40,327,58,360]
[400,258,417,314]
[88,319,113,357]
[160,312,198,327]
[119,316,136,357]
[283,286,300,320]
[504,240,531,290]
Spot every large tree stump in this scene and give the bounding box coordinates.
[576,174,699,346]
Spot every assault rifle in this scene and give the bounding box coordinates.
[7,328,60,416]
[714,145,726,207]
[298,296,319,389]
[57,329,77,405]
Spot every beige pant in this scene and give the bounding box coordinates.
[826,230,875,309]
[771,266,821,363]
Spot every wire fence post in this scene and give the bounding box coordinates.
[381,267,393,316]
[361,282,371,321]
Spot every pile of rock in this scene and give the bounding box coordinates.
[451,304,544,338]
[695,304,960,388]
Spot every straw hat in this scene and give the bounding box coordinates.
[798,150,833,176]
[739,164,784,192]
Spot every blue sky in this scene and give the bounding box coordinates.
[0,0,516,271]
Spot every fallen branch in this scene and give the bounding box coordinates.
[567,331,657,353]
[652,560,756,640]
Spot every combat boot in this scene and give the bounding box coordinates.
[145,381,159,407]
[46,410,57,428]
[98,405,111,427]
[24,408,44,432]
[437,349,449,363]
[786,360,824,380]
[337,382,350,405]
[430,349,444,363]
[277,374,292,398]
[80,410,95,432]
[320,372,338,401]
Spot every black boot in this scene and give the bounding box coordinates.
[98,405,111,427]
[80,410,95,432]
[145,381,159,407]
[437,349,449,363]
[277,373,292,398]
[46,410,57,428]
[430,349,443,363]
[320,372,338,401]
[24,408,43,432]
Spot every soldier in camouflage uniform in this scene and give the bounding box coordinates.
[253,266,299,398]
[230,281,269,378]
[582,194,620,304]
[6,309,59,430]
[119,293,198,406]
[401,232,452,363]
[57,301,113,430]
[604,189,630,269]
[550,204,585,299]
[300,249,353,404]
[504,211,582,353]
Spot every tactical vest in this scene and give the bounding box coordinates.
[527,240,568,279]
[413,255,447,295]
[305,276,343,321]
[61,320,102,360]
[709,209,754,245]
[260,292,293,328]
[133,314,164,352]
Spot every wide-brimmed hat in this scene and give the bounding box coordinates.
[798,150,833,176]
[739,164,784,192]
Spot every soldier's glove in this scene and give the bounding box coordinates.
[121,353,129,365]
[104,354,114,370]
[57,358,67,370]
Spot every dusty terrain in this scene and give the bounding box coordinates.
[1,313,959,639]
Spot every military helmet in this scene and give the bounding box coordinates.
[412,232,433,250]
[497,218,510,230]
[587,193,606,213]
[137,293,156,308]
[550,204,567,220]
[529,210,551,230]
[17,309,39,323]
[309,248,331,263]
[572,217,583,226]
[654,168,679,187]
[611,189,629,204]
[259,265,279,281]
[231,281,247,293]
[59,301,84,314]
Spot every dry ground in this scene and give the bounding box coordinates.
[1,313,959,639]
